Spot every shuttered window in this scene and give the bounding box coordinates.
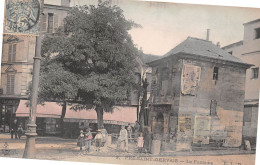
[41,13,48,32]
[47,13,54,33]
[54,15,59,32]
[7,75,15,95]
[8,44,16,62]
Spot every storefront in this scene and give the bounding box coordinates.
[15,100,137,137]
[16,100,62,135]
[0,99,20,133]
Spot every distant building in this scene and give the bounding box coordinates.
[148,37,251,152]
[222,19,260,148]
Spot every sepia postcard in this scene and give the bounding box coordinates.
[0,0,260,165]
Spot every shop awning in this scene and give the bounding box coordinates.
[16,100,62,118]
[64,106,137,125]
[16,100,137,125]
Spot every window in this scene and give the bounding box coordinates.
[41,13,47,32]
[255,27,260,39]
[7,75,15,95]
[8,44,16,62]
[47,13,54,33]
[252,68,259,79]
[210,100,217,116]
[213,67,218,80]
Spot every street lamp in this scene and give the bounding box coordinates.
[23,0,44,159]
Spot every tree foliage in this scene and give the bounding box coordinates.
[40,1,140,128]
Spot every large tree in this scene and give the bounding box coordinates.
[40,1,139,129]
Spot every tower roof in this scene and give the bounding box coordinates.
[149,37,252,67]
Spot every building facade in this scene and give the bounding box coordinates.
[0,0,70,133]
[148,37,251,152]
[222,19,260,148]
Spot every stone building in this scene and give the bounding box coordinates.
[222,19,260,148]
[147,37,251,152]
[0,0,70,133]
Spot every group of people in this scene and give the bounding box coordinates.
[10,119,24,139]
[77,128,93,152]
[77,126,107,152]
[77,122,153,154]
[117,121,152,153]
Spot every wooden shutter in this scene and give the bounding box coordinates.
[7,75,15,95]
[12,44,16,62]
[54,14,59,32]
[8,44,12,62]
[47,13,54,33]
[41,13,48,32]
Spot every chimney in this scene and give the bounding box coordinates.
[216,42,220,47]
[206,29,210,41]
[61,0,70,7]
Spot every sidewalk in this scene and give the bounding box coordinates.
[0,133,255,160]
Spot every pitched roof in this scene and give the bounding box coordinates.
[159,37,247,65]
[139,53,161,64]
[222,40,243,50]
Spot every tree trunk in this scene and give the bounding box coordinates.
[60,101,66,137]
[139,78,149,132]
[96,107,104,129]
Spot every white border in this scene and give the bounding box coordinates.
[0,1,260,165]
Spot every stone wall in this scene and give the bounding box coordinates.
[175,58,246,150]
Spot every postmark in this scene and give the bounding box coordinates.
[4,0,40,36]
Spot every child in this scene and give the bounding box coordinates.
[85,128,93,152]
[17,124,24,139]
[77,130,85,150]
[137,132,144,153]
[95,129,103,151]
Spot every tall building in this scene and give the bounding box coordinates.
[222,19,260,148]
[0,0,70,133]
[148,37,251,152]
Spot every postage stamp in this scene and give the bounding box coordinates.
[4,0,40,36]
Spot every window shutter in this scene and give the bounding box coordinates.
[7,75,10,94]
[54,15,59,32]
[12,44,16,62]
[11,75,15,94]
[7,75,15,94]
[8,44,12,62]
[41,13,48,32]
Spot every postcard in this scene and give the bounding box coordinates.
[0,0,259,165]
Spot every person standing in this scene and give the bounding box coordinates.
[100,126,108,146]
[143,129,152,153]
[134,121,140,138]
[117,125,128,152]
[137,132,144,153]
[85,128,93,152]
[95,129,103,151]
[127,124,132,140]
[77,130,85,150]
[17,124,24,139]
[11,119,18,139]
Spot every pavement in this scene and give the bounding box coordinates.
[0,133,256,165]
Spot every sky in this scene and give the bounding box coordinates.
[43,0,260,56]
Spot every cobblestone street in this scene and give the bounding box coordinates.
[0,134,256,165]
